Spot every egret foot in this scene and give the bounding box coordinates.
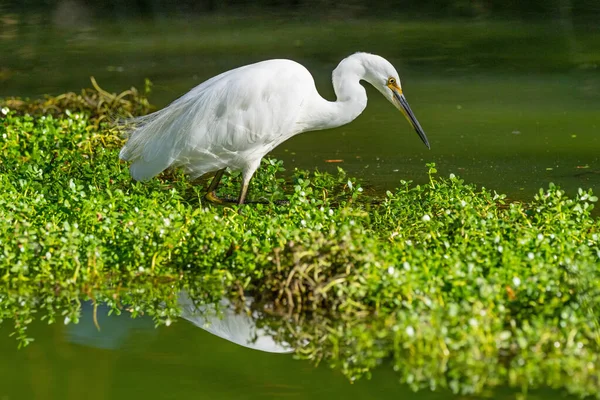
[204,168,231,205]
[204,191,226,205]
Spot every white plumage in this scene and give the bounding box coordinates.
[120,52,430,204]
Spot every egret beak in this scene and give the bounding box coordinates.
[390,87,430,149]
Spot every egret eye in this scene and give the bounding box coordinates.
[387,77,396,85]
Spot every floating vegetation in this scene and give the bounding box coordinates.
[0,77,153,125]
[0,90,599,398]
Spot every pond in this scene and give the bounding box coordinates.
[0,301,557,400]
[1,9,599,399]
[2,15,599,200]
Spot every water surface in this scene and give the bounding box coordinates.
[2,17,598,199]
[1,14,599,398]
[0,304,558,400]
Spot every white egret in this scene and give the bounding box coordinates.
[119,52,430,204]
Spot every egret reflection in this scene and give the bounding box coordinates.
[178,292,293,354]
[65,302,156,350]
[65,292,292,353]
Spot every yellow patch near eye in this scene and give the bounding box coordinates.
[387,82,402,94]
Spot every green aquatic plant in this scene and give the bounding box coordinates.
[0,102,599,397]
[0,77,154,126]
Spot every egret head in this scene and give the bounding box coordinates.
[362,54,430,149]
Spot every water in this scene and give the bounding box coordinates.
[0,303,553,400]
[0,303,441,400]
[2,16,598,199]
[1,11,599,398]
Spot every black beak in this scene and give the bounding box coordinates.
[394,90,430,149]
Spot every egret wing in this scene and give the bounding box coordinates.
[120,60,314,181]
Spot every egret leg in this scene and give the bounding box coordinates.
[238,182,249,206]
[204,168,227,204]
[236,161,290,206]
[237,162,260,207]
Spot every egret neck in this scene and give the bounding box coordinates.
[303,54,371,131]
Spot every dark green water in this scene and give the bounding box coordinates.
[1,13,599,399]
[2,16,599,199]
[0,303,556,400]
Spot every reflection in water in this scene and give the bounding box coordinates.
[66,292,292,353]
[179,292,293,354]
[65,302,156,350]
